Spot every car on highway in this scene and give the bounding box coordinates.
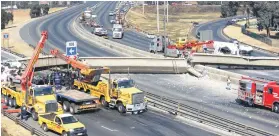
[193,22,199,27]
[109,11,115,16]
[227,20,236,25]
[92,27,108,38]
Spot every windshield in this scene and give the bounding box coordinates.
[34,87,53,96]
[61,116,78,124]
[113,28,122,31]
[118,80,135,88]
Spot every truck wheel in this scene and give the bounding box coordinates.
[117,103,126,113]
[100,97,108,107]
[42,123,48,132]
[247,99,254,107]
[32,110,38,121]
[63,101,70,112]
[69,103,77,114]
[4,95,9,106]
[9,97,15,107]
[274,104,279,113]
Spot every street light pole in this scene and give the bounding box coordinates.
[142,1,145,15]
[163,1,166,56]
[157,1,159,33]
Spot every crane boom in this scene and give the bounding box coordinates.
[21,31,48,104]
[50,49,109,78]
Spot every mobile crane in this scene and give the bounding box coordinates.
[50,49,147,114]
[2,31,63,121]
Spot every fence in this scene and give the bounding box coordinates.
[241,26,273,46]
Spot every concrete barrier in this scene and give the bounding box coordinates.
[190,53,279,67]
[18,57,191,74]
[194,65,245,84]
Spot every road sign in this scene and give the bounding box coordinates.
[66,41,77,57]
[3,33,9,39]
[200,30,213,41]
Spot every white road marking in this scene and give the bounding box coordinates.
[101,126,118,132]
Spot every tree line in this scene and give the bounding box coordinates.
[221,1,279,37]
[30,4,50,18]
[1,10,13,29]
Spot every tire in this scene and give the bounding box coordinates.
[69,103,77,114]
[274,104,279,113]
[247,99,254,107]
[32,110,38,121]
[13,98,19,108]
[4,95,9,106]
[62,131,68,136]
[63,101,70,112]
[10,98,15,107]
[42,123,48,132]
[117,103,126,113]
[100,97,107,107]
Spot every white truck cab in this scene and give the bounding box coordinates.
[112,24,124,39]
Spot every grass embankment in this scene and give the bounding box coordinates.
[1,7,66,57]
[126,5,221,40]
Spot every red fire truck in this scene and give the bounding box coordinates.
[237,76,279,113]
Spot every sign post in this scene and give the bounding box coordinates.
[66,41,77,70]
[3,33,9,48]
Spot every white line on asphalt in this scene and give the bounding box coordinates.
[101,126,118,132]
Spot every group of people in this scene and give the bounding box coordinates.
[51,70,77,90]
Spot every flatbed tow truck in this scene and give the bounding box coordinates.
[55,87,100,114]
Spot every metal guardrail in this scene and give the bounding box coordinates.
[2,111,48,136]
[1,47,26,58]
[145,91,276,136]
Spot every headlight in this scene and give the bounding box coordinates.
[69,129,74,132]
[83,127,86,130]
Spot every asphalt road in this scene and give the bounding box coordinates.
[19,2,119,57]
[83,2,151,52]
[193,17,277,57]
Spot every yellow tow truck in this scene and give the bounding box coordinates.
[74,68,148,114]
[38,113,87,136]
[50,49,148,114]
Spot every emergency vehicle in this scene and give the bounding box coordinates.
[237,76,279,113]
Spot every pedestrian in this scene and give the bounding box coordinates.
[20,104,28,121]
[226,76,231,90]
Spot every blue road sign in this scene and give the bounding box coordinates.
[66,41,77,56]
[3,33,9,39]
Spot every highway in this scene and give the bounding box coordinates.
[193,16,277,57]
[19,2,119,57]
[7,2,218,136]
[6,1,278,135]
[1,51,218,136]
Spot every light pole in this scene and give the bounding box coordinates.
[142,1,145,15]
[157,1,159,33]
[163,1,167,56]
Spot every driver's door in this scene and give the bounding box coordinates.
[112,82,118,98]
[52,117,63,134]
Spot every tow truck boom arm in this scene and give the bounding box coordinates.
[21,31,48,92]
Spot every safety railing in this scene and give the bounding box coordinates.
[145,91,276,136]
[2,111,49,136]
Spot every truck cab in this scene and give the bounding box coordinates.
[28,85,64,120]
[112,24,124,39]
[109,78,147,114]
[2,84,63,121]
[39,113,87,136]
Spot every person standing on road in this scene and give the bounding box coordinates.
[226,76,231,90]
[20,103,28,121]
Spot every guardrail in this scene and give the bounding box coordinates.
[1,47,26,58]
[2,111,48,136]
[145,91,276,136]
[190,53,279,67]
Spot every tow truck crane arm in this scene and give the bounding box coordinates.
[50,49,109,77]
[21,31,48,104]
